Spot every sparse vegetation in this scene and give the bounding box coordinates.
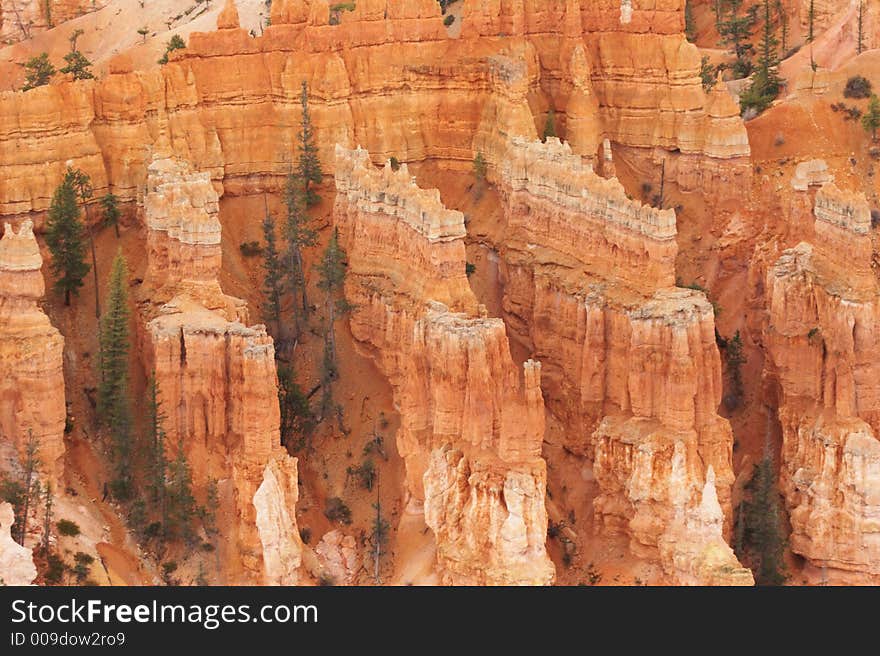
[844,76,872,99]
[20,53,55,91]
[324,497,352,525]
[347,459,376,490]
[542,109,557,142]
[100,192,121,238]
[239,241,262,257]
[56,519,81,537]
[60,50,94,81]
[316,231,351,429]
[158,34,186,65]
[297,81,324,205]
[700,56,716,92]
[444,13,455,27]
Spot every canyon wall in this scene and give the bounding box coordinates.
[478,132,749,584]
[0,219,65,482]
[138,153,302,585]
[334,144,554,585]
[765,183,880,579]
[0,0,746,221]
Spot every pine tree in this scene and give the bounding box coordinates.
[743,456,788,585]
[542,109,557,142]
[166,436,196,542]
[807,0,815,42]
[775,0,788,53]
[863,94,880,141]
[98,252,133,498]
[283,174,317,337]
[719,0,756,78]
[858,0,864,55]
[261,202,284,335]
[100,192,121,238]
[65,167,100,317]
[278,364,314,451]
[15,431,42,546]
[60,50,94,80]
[297,81,324,206]
[685,0,697,42]
[315,230,349,424]
[45,175,90,306]
[739,0,781,116]
[41,482,53,553]
[20,52,55,91]
[145,374,168,523]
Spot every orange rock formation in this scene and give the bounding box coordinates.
[765,183,880,579]
[0,219,65,481]
[474,129,748,584]
[0,0,107,43]
[139,153,302,585]
[334,144,554,585]
[0,0,748,221]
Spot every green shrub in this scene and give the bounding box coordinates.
[444,14,455,26]
[240,241,262,257]
[56,519,81,537]
[844,75,872,99]
[324,497,352,525]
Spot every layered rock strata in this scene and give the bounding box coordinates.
[765,183,880,578]
[334,144,554,585]
[0,219,65,482]
[483,134,748,583]
[0,0,747,219]
[139,154,301,585]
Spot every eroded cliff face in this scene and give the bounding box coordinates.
[765,183,880,579]
[138,153,301,585]
[0,219,65,482]
[334,144,554,585]
[473,126,748,584]
[0,0,747,220]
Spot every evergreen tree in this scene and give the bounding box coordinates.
[278,364,315,451]
[158,34,186,65]
[261,203,284,334]
[45,175,90,306]
[20,52,55,91]
[775,0,788,54]
[807,0,815,43]
[283,174,317,337]
[743,456,788,585]
[858,0,864,55]
[145,374,168,523]
[100,192,121,238]
[718,0,756,78]
[60,50,94,80]
[542,109,557,142]
[740,0,782,116]
[64,167,100,317]
[685,0,697,42]
[41,482,53,553]
[165,436,197,542]
[862,94,880,141]
[15,431,42,546]
[315,230,349,424]
[98,252,133,498]
[297,81,324,206]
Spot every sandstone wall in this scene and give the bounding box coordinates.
[0,219,65,481]
[0,0,747,221]
[481,132,748,584]
[765,183,880,578]
[138,154,301,585]
[334,144,554,585]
